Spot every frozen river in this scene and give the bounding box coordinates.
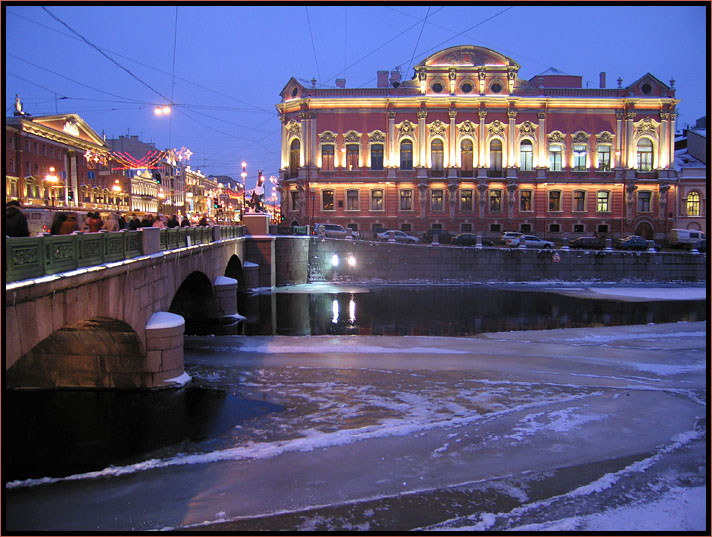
[4,286,707,531]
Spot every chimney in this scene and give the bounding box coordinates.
[377,70,389,88]
[335,78,346,88]
[599,72,606,89]
[389,68,401,87]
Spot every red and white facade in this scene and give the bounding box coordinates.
[276,45,686,240]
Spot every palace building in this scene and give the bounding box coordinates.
[276,45,686,241]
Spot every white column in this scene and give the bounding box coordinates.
[615,110,624,168]
[299,111,308,167]
[625,111,636,168]
[417,109,427,167]
[537,112,546,167]
[478,110,487,167]
[448,109,457,167]
[659,113,669,169]
[507,110,517,168]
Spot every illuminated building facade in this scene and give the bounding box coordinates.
[276,45,685,241]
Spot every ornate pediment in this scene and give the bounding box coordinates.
[286,120,301,138]
[344,130,362,143]
[548,130,566,144]
[596,131,614,144]
[458,120,476,136]
[428,120,447,138]
[420,45,516,68]
[488,120,505,138]
[634,117,659,137]
[518,121,537,138]
[398,120,416,138]
[319,131,337,144]
[368,130,385,143]
[572,131,590,144]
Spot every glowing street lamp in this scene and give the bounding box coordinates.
[44,166,59,207]
[240,161,247,219]
[154,105,172,115]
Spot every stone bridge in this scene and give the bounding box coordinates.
[5,217,277,390]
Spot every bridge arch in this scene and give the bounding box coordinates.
[225,254,246,290]
[6,317,147,389]
[169,271,218,323]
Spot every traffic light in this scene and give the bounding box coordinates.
[68,189,74,201]
[213,200,219,209]
[153,172,162,184]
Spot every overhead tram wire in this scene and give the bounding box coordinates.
[168,6,179,150]
[8,9,273,114]
[405,6,431,82]
[41,7,172,104]
[305,7,322,86]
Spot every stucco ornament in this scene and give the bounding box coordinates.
[344,130,361,143]
[635,118,657,137]
[548,131,565,144]
[429,120,447,138]
[287,120,301,138]
[459,120,476,136]
[519,121,536,138]
[488,120,505,138]
[398,120,416,137]
[572,131,590,144]
[319,131,336,144]
[596,131,614,144]
[368,131,385,143]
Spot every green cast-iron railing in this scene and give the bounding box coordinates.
[5,225,245,284]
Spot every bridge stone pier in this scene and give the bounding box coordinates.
[5,228,247,390]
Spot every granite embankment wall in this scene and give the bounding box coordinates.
[274,237,707,285]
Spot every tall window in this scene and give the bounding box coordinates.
[431,189,444,211]
[489,189,502,212]
[597,144,611,171]
[460,190,473,211]
[289,139,300,176]
[400,189,412,211]
[346,190,359,210]
[548,190,561,212]
[573,190,586,212]
[431,139,444,175]
[460,139,474,175]
[638,191,651,212]
[321,144,335,171]
[322,190,334,211]
[686,191,700,216]
[370,143,384,170]
[371,189,384,210]
[573,144,587,171]
[400,140,413,170]
[489,139,503,176]
[596,191,610,212]
[637,138,653,171]
[520,190,532,212]
[519,139,533,171]
[346,144,359,170]
[549,143,562,171]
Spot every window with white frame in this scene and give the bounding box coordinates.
[597,144,611,171]
[548,190,562,211]
[573,190,586,212]
[573,144,588,171]
[400,140,413,170]
[519,190,532,211]
[346,144,359,170]
[636,138,653,171]
[400,189,413,211]
[321,144,335,171]
[596,190,610,212]
[489,139,503,175]
[346,189,359,211]
[322,189,334,211]
[637,191,652,212]
[431,189,444,211]
[549,143,563,171]
[686,191,700,216]
[371,189,384,210]
[519,139,533,171]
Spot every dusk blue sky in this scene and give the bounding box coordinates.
[4,4,707,189]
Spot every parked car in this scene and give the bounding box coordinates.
[570,236,606,250]
[687,238,706,252]
[668,228,705,248]
[615,235,654,250]
[452,233,494,247]
[423,229,453,244]
[500,231,523,245]
[506,234,554,248]
[312,223,353,239]
[376,229,420,243]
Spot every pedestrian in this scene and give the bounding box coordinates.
[103,212,119,232]
[60,212,79,234]
[153,214,166,229]
[180,216,191,227]
[140,214,153,228]
[198,214,208,227]
[167,214,180,228]
[50,212,68,235]
[128,215,141,230]
[5,200,29,237]
[84,212,103,232]
[117,214,127,230]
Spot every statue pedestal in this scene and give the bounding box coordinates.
[243,213,270,236]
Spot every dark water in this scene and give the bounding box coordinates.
[221,286,706,337]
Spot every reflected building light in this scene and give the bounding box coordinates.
[331,254,339,267]
[347,254,356,267]
[332,299,339,324]
[349,298,356,324]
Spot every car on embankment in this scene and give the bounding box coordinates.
[505,234,554,248]
[376,230,420,243]
[570,237,607,250]
[452,233,494,247]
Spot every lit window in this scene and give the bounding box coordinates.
[686,191,700,216]
[322,189,334,211]
[346,144,359,170]
[573,144,587,171]
[289,139,300,175]
[489,189,502,212]
[460,190,473,211]
[519,139,533,171]
[596,191,610,212]
[400,140,413,170]
[520,190,532,212]
[321,144,335,171]
[431,189,444,211]
[431,139,444,174]
[370,144,384,170]
[460,139,474,175]
[597,145,611,171]
[549,144,562,171]
[346,190,359,211]
[573,190,586,212]
[638,191,651,212]
[371,189,384,211]
[637,138,653,171]
[489,139,502,176]
[400,189,412,211]
[548,190,561,211]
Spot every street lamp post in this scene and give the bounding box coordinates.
[241,161,247,220]
[44,167,59,208]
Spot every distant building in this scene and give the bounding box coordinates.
[675,124,706,233]
[276,44,686,241]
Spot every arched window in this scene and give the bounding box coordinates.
[460,139,474,175]
[289,139,300,176]
[400,140,413,170]
[431,139,444,176]
[489,139,502,177]
[519,139,533,171]
[637,138,653,171]
[687,191,700,216]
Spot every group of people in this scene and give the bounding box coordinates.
[4,201,215,238]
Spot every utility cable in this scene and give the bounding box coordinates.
[305,7,322,86]
[405,6,431,80]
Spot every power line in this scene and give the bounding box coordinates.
[305,7,322,85]
[406,6,431,80]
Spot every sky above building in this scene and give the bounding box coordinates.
[4,4,707,189]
